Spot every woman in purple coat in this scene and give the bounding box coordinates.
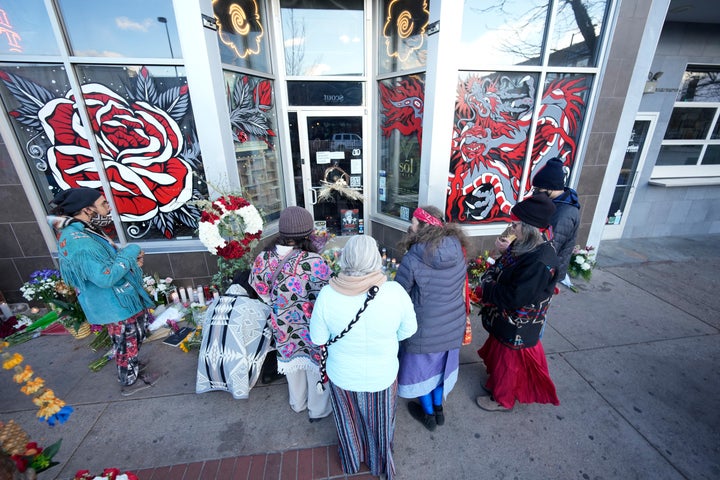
[395,205,469,431]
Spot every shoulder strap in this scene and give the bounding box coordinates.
[268,249,301,297]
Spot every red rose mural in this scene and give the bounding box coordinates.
[1,67,203,239]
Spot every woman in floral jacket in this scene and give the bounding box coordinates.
[250,207,332,421]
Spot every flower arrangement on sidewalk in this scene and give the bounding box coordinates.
[20,269,87,332]
[196,194,263,290]
[142,274,175,305]
[321,247,343,277]
[73,468,138,480]
[467,250,493,303]
[1,341,74,426]
[568,245,597,281]
[0,420,62,475]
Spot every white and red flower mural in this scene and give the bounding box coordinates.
[0,67,202,239]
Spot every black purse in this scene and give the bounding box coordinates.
[316,285,379,392]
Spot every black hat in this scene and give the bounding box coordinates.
[278,206,314,238]
[532,157,566,191]
[51,188,102,215]
[511,194,556,229]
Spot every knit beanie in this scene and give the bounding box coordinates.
[532,157,566,191]
[511,194,556,228]
[51,187,102,215]
[279,206,314,238]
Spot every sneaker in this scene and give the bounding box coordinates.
[475,395,511,412]
[433,405,445,426]
[408,401,436,431]
[121,380,152,397]
[138,360,148,374]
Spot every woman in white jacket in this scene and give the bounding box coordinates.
[310,235,417,480]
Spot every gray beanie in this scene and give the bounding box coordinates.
[279,206,314,238]
[532,158,566,191]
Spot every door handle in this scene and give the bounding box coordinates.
[310,187,318,205]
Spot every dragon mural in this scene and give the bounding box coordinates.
[447,73,587,223]
[379,75,424,145]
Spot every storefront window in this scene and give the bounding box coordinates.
[378,0,429,74]
[461,0,547,67]
[547,0,609,67]
[447,71,590,223]
[213,0,271,73]
[0,63,207,241]
[57,0,180,58]
[377,74,424,220]
[280,0,364,77]
[0,1,59,56]
[678,67,720,102]
[664,107,715,140]
[224,71,284,222]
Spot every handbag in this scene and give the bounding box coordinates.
[316,285,379,392]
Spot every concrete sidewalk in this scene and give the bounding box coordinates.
[2,235,719,480]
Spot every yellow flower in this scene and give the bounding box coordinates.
[0,341,8,351]
[32,389,56,407]
[21,377,45,395]
[179,342,189,353]
[13,364,34,384]
[37,398,65,419]
[2,353,23,370]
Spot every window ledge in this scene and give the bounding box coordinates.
[648,177,720,187]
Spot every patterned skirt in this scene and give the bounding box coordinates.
[397,349,459,399]
[478,335,560,409]
[329,380,397,480]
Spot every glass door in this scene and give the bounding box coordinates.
[290,112,365,236]
[603,113,658,239]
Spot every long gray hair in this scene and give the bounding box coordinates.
[339,235,382,276]
[511,222,545,256]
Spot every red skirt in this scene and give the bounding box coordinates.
[478,336,559,409]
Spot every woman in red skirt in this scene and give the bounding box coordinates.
[476,194,561,411]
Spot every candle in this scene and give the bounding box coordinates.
[0,302,11,319]
[30,307,40,314]
[179,287,188,303]
[170,291,180,303]
[213,291,220,300]
[197,286,205,305]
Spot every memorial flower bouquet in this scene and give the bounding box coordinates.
[568,245,597,281]
[467,250,492,303]
[0,420,62,475]
[20,269,86,331]
[142,274,175,305]
[196,194,264,290]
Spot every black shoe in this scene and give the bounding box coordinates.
[408,402,436,431]
[434,405,445,426]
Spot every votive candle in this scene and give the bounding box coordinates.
[179,287,188,303]
[197,287,205,305]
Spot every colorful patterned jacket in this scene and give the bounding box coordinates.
[250,248,331,373]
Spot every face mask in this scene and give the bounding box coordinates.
[89,210,113,228]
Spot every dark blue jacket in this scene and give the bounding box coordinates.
[396,236,467,354]
[550,188,581,280]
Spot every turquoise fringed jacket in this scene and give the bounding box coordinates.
[50,216,154,325]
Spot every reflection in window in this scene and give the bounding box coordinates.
[702,145,720,165]
[664,108,715,140]
[656,145,702,166]
[0,63,207,241]
[225,71,284,222]
[378,0,429,74]
[280,0,364,76]
[377,74,424,219]
[57,0,181,58]
[677,67,720,102]
[0,1,59,56]
[547,0,609,67]
[461,0,547,67]
[447,72,589,224]
[213,0,270,72]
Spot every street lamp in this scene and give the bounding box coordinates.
[157,16,174,59]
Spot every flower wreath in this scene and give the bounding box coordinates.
[198,195,263,260]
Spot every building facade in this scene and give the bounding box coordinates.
[0,0,718,303]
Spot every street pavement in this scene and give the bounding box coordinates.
[1,234,719,479]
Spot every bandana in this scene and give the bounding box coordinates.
[413,208,443,227]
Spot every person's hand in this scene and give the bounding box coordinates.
[137,251,145,268]
[495,236,512,253]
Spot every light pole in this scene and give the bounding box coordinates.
[157,17,177,77]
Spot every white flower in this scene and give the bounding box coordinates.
[578,249,588,255]
[581,262,591,270]
[164,277,173,284]
[575,256,585,264]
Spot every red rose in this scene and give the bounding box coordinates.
[40,80,193,222]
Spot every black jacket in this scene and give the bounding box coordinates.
[550,189,581,280]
